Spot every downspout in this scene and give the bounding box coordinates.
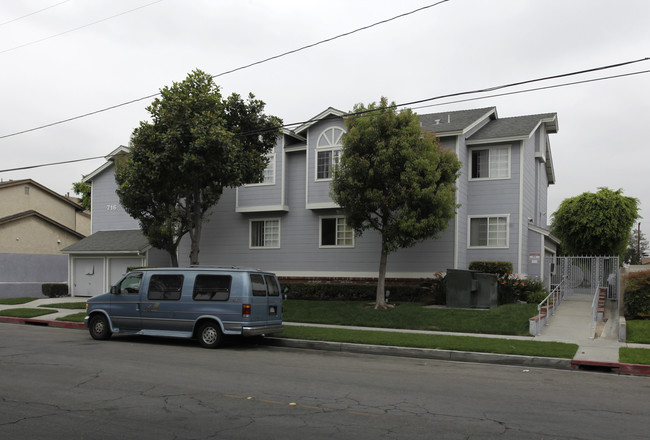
[518,141,524,274]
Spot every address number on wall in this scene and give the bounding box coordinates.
[106,204,118,211]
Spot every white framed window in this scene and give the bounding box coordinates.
[250,218,280,249]
[247,152,275,186]
[468,215,509,248]
[316,127,344,181]
[469,146,510,180]
[320,216,354,248]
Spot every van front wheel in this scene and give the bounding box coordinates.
[198,322,222,349]
[89,315,111,340]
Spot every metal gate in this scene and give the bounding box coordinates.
[544,256,619,300]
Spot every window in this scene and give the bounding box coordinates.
[316,127,344,180]
[265,275,280,296]
[250,219,280,248]
[470,146,510,179]
[193,275,231,301]
[320,216,354,247]
[261,154,275,184]
[147,274,183,300]
[250,273,267,296]
[118,272,142,295]
[469,216,508,248]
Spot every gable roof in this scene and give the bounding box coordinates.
[83,145,129,183]
[420,107,497,136]
[0,179,85,212]
[0,210,86,239]
[61,229,151,254]
[293,107,345,135]
[466,113,558,145]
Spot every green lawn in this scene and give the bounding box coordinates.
[39,302,87,310]
[0,297,38,305]
[57,312,86,323]
[620,347,650,365]
[627,320,650,344]
[0,308,57,318]
[283,300,538,336]
[279,326,578,358]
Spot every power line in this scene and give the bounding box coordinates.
[0,0,450,140]
[0,156,105,173]
[0,0,164,55]
[0,0,70,27]
[2,61,649,174]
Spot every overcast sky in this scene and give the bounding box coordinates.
[1,0,649,235]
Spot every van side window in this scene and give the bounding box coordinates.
[264,275,280,296]
[119,273,142,295]
[193,275,232,301]
[148,275,183,300]
[250,274,267,296]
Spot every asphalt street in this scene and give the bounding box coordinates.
[1,323,649,440]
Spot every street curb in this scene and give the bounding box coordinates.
[571,359,650,376]
[0,316,86,330]
[264,337,574,371]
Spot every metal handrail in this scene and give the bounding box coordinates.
[535,279,566,335]
[590,285,601,339]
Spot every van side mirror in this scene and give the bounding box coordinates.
[111,285,120,295]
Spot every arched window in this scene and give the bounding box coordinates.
[316,127,344,180]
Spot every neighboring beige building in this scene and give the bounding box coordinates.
[0,179,89,254]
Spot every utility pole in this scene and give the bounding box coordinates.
[638,222,641,264]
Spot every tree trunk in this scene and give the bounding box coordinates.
[188,185,203,266]
[375,239,389,309]
[169,250,179,267]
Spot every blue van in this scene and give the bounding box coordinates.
[85,267,283,348]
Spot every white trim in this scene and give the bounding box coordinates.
[294,107,345,134]
[318,215,355,248]
[468,145,511,181]
[236,205,289,213]
[467,214,510,249]
[306,202,339,210]
[249,218,281,249]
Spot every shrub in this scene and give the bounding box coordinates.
[469,261,513,276]
[419,271,447,305]
[280,282,427,302]
[526,291,549,304]
[41,283,69,298]
[624,271,650,319]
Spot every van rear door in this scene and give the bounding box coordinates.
[249,273,282,328]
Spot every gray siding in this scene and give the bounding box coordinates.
[306,119,346,207]
[90,165,139,233]
[236,143,286,211]
[0,253,67,298]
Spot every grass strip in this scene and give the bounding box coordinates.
[620,347,650,365]
[39,302,87,310]
[0,297,38,305]
[278,326,578,359]
[626,320,650,344]
[0,308,58,318]
[56,312,86,323]
[283,300,538,336]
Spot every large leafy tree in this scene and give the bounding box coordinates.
[331,97,462,309]
[551,187,639,259]
[116,69,281,266]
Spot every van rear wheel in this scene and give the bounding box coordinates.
[198,322,222,348]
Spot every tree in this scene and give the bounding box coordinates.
[551,187,639,259]
[116,69,281,266]
[331,97,462,309]
[71,179,91,211]
[624,226,648,265]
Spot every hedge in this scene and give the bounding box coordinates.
[468,261,513,276]
[280,282,436,303]
[624,270,650,319]
[41,283,69,298]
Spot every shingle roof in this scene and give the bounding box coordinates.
[61,229,150,254]
[467,113,557,143]
[419,107,496,135]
